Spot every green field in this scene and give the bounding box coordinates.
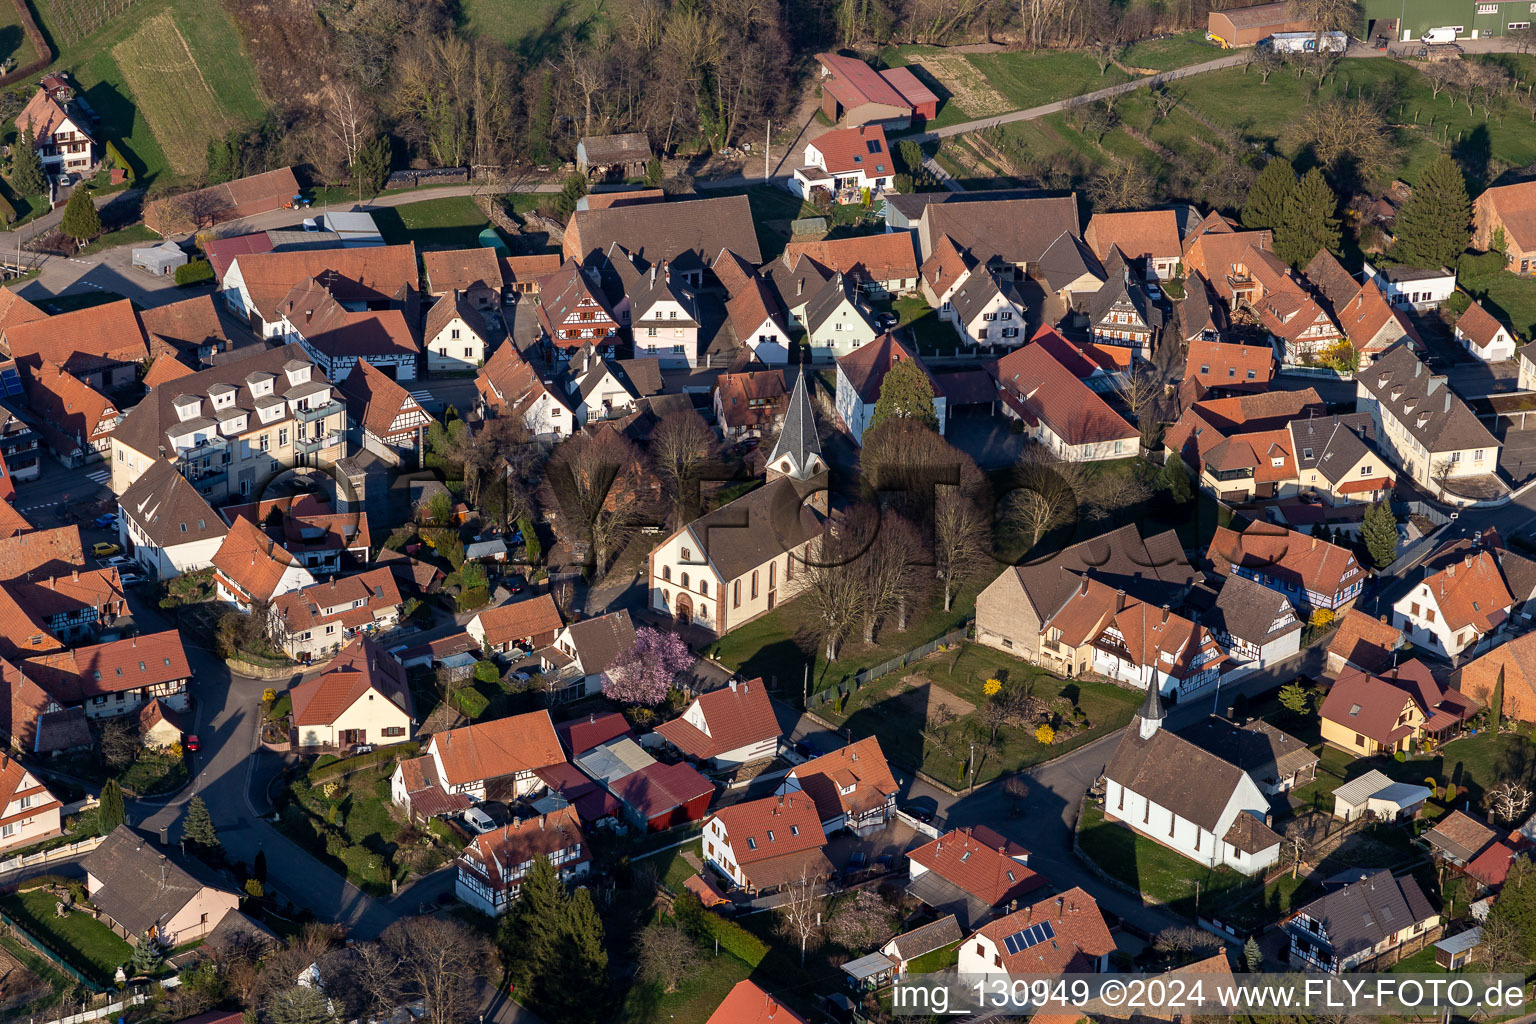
[1120,31,1221,72]
[1459,251,1536,342]
[968,50,1131,111]
[373,195,499,251]
[0,0,37,68]
[461,0,612,58]
[25,0,266,185]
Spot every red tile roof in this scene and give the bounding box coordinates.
[0,526,83,581]
[1207,521,1361,599]
[5,299,149,376]
[1327,609,1404,674]
[609,760,714,821]
[270,568,402,635]
[1458,299,1512,350]
[1417,550,1514,634]
[205,233,274,282]
[1319,667,1420,747]
[1085,210,1181,263]
[459,803,589,895]
[338,358,428,441]
[836,332,933,404]
[991,333,1138,447]
[422,247,502,295]
[555,711,633,756]
[290,637,413,727]
[1466,839,1516,886]
[0,753,58,829]
[230,244,418,322]
[783,233,918,287]
[788,736,898,823]
[816,52,910,111]
[807,124,893,176]
[472,594,564,646]
[0,289,45,334]
[21,630,189,703]
[975,887,1116,974]
[429,710,564,786]
[705,980,809,1024]
[654,678,780,760]
[213,516,307,604]
[1187,338,1276,389]
[710,793,825,866]
[908,827,1045,907]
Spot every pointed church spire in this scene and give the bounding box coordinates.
[767,365,824,482]
[1137,683,1164,741]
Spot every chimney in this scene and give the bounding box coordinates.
[728,679,738,692]
[1161,605,1169,624]
[797,278,804,297]
[1079,576,1089,596]
[1057,896,1065,919]
[72,569,78,581]
[540,815,546,830]
[649,265,656,285]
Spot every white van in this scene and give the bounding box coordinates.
[1422,27,1458,44]
[463,808,497,834]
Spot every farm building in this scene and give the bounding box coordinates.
[1207,2,1315,47]
[133,242,189,276]
[577,133,652,181]
[144,167,302,236]
[815,52,938,128]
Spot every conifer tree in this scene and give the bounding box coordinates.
[1163,453,1193,504]
[1241,157,1296,230]
[499,856,563,1001]
[183,795,219,848]
[97,779,125,835]
[868,357,939,432]
[549,888,609,1023]
[1392,152,1471,270]
[1274,168,1340,268]
[60,187,102,248]
[11,127,45,196]
[1363,500,1398,569]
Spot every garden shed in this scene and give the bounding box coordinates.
[132,241,188,276]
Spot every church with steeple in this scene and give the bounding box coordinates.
[644,366,829,636]
[1101,686,1284,876]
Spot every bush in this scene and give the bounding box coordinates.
[1445,290,1471,317]
[473,660,500,685]
[174,259,214,286]
[428,817,468,850]
[457,585,489,611]
[1459,250,1507,280]
[452,688,489,719]
[305,741,419,783]
[0,191,15,227]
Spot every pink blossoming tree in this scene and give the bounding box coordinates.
[602,627,694,705]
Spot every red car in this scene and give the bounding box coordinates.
[185,735,200,752]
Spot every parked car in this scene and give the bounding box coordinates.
[463,808,497,834]
[117,572,144,587]
[101,555,132,569]
[185,735,199,752]
[900,803,934,825]
[92,542,121,558]
[92,513,118,529]
[875,311,899,330]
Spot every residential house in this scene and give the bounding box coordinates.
[211,516,316,612]
[20,630,191,719]
[576,133,651,179]
[273,277,420,383]
[110,344,347,504]
[424,292,489,373]
[269,569,404,661]
[422,248,503,310]
[416,710,564,804]
[20,362,119,468]
[1327,609,1406,675]
[957,887,1115,977]
[2,299,150,393]
[947,269,1027,348]
[914,195,1081,279]
[713,370,787,439]
[906,826,1045,929]
[1104,688,1283,875]
[1181,229,1274,306]
[1336,282,1417,367]
[1319,659,1478,755]
[835,333,945,446]
[466,594,564,655]
[1178,272,1228,344]
[222,494,368,575]
[975,523,1197,662]
[608,760,715,831]
[4,567,126,646]
[792,123,897,202]
[14,77,92,175]
[337,359,432,466]
[474,342,574,440]
[776,736,898,835]
[534,262,622,358]
[1027,323,1123,394]
[921,234,978,315]
[456,805,590,915]
[1392,546,1513,661]
[1474,180,1536,273]
[555,711,632,758]
[1179,714,1319,795]
[702,793,833,893]
[1288,414,1396,506]
[719,261,793,364]
[783,233,920,298]
[1033,576,1227,702]
[1363,261,1456,310]
[1207,520,1364,612]
[500,254,563,298]
[0,406,41,485]
[1085,249,1163,362]
[138,294,238,370]
[762,250,834,329]
[614,254,702,367]
[1356,343,1501,501]
[1186,339,1275,393]
[1285,869,1438,972]
[564,348,663,425]
[138,699,186,751]
[83,826,240,947]
[0,754,61,853]
[221,244,418,343]
[1253,262,1344,365]
[656,677,780,768]
[802,273,881,359]
[1454,300,1517,363]
[289,637,414,748]
[1197,573,1303,675]
[990,331,1140,461]
[648,371,825,634]
[562,194,762,280]
[1084,210,1182,280]
[544,609,637,702]
[704,981,809,1024]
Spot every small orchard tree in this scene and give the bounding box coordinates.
[1278,681,1314,717]
[603,627,693,705]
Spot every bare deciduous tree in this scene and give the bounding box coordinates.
[776,869,827,966]
[379,916,489,1024]
[539,428,655,575]
[325,81,374,187]
[1113,365,1163,422]
[1292,98,1391,184]
[99,718,138,770]
[1087,162,1154,213]
[1089,37,1121,75]
[1250,47,1284,84]
[635,922,700,993]
[1002,447,1085,550]
[800,521,867,662]
[859,510,924,640]
[651,409,719,526]
[1475,909,1527,973]
[826,889,897,948]
[1487,779,1534,825]
[1154,925,1224,958]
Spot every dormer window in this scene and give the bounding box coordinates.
[284,361,312,387]
[172,395,202,422]
[246,372,276,398]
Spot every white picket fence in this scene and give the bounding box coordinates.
[34,994,145,1024]
[0,834,105,876]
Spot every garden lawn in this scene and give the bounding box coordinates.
[374,196,498,251]
[705,583,979,700]
[1077,802,1253,920]
[117,747,186,797]
[0,0,37,68]
[619,946,753,1024]
[1387,945,1443,973]
[873,294,957,354]
[703,185,816,262]
[966,51,1131,111]
[819,642,1144,786]
[1120,32,1221,71]
[906,939,960,974]
[0,888,132,985]
[1459,261,1536,342]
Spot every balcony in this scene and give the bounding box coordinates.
[295,431,341,455]
[295,400,343,424]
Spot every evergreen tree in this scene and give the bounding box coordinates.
[555,173,588,218]
[499,856,563,1002]
[97,779,125,835]
[352,135,391,198]
[59,187,101,248]
[1362,500,1398,569]
[1162,453,1193,504]
[130,932,164,975]
[1243,936,1263,972]
[868,358,938,432]
[528,72,557,165]
[206,134,237,185]
[549,888,609,1023]
[1485,859,1536,963]
[183,795,219,848]
[1392,152,1471,270]
[1241,157,1296,230]
[11,128,45,196]
[1274,168,1340,268]
[1491,666,1505,735]
[644,155,663,187]
[1310,521,1332,544]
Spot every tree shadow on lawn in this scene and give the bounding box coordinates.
[80,81,154,184]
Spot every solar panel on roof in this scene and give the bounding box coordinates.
[1001,919,1055,955]
[0,367,20,395]
[867,140,882,153]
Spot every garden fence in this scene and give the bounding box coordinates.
[0,835,105,876]
[0,907,108,992]
[34,994,145,1024]
[807,623,971,709]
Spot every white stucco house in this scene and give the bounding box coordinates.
[834,333,945,447]
[803,273,880,360]
[790,124,895,201]
[1363,261,1456,311]
[1103,688,1283,876]
[1454,300,1518,363]
[424,292,490,373]
[1390,548,1513,662]
[289,637,415,749]
[118,459,228,579]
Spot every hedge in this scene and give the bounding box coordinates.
[452,688,489,719]
[175,259,214,286]
[306,741,419,782]
[674,893,768,967]
[457,585,489,611]
[104,141,132,180]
